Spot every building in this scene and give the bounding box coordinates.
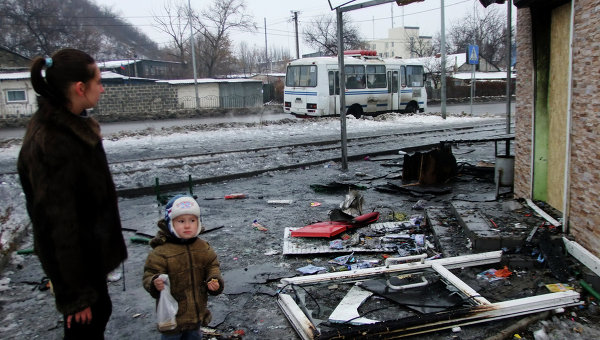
[0,46,31,71]
[0,71,263,118]
[367,26,432,59]
[158,78,263,109]
[98,59,186,80]
[510,0,600,258]
[0,72,36,118]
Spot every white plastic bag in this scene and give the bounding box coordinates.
[156,274,178,331]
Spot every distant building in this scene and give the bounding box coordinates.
[158,78,263,109]
[0,46,31,72]
[366,26,432,59]
[98,59,185,80]
[0,71,36,118]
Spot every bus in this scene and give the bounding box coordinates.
[283,51,427,118]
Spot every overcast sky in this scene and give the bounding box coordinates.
[95,0,514,56]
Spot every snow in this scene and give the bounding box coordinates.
[0,112,494,256]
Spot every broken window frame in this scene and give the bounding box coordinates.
[277,251,581,340]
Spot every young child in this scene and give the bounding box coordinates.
[143,195,224,339]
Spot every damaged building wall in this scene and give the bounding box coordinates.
[566,0,600,257]
[547,3,570,209]
[514,7,534,199]
[514,0,600,257]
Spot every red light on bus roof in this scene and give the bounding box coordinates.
[343,50,377,56]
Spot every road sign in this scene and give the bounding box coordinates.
[467,45,479,65]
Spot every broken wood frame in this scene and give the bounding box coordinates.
[277,251,581,340]
[563,237,600,277]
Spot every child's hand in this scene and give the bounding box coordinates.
[153,277,165,291]
[207,278,220,291]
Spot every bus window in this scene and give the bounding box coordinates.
[344,65,365,89]
[406,65,424,87]
[392,71,399,93]
[286,65,317,87]
[400,66,406,87]
[328,71,340,95]
[366,65,386,88]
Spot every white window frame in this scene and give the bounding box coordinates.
[5,89,28,103]
[278,251,581,340]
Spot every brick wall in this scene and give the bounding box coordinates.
[515,2,600,256]
[567,0,600,254]
[514,8,534,199]
[94,82,178,119]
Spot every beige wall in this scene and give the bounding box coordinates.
[175,83,220,108]
[546,3,571,210]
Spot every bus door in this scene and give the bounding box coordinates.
[399,65,410,108]
[388,70,399,111]
[328,71,340,115]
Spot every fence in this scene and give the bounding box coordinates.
[0,103,35,118]
[179,95,263,109]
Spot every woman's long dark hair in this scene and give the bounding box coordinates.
[30,48,96,109]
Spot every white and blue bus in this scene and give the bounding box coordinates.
[283,51,427,118]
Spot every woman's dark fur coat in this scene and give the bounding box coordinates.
[17,101,127,315]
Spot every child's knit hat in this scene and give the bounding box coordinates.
[164,195,201,238]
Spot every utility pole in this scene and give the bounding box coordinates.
[188,0,199,109]
[264,17,268,72]
[336,8,348,171]
[292,11,300,59]
[440,0,447,120]
[505,0,512,135]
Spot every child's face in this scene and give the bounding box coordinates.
[172,214,199,239]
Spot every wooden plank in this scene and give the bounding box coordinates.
[525,199,561,226]
[277,294,317,340]
[563,237,600,277]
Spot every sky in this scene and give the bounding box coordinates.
[94,0,515,56]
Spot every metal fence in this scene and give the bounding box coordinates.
[179,95,262,109]
[0,104,36,118]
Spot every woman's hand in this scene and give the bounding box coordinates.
[67,306,92,328]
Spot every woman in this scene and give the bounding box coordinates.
[17,48,127,339]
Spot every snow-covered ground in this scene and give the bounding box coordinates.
[0,113,500,261]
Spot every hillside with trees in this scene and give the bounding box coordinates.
[0,0,163,61]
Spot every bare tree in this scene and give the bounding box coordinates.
[0,0,103,57]
[446,7,512,68]
[193,0,256,77]
[151,0,193,76]
[303,13,365,56]
[406,36,434,58]
[0,0,161,60]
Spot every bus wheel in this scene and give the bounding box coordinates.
[405,102,418,114]
[348,104,363,119]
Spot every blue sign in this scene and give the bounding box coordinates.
[467,45,479,65]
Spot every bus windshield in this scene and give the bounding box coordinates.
[286,65,317,87]
[406,65,424,87]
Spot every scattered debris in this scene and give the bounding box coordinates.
[267,199,293,205]
[225,193,246,199]
[252,220,268,231]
